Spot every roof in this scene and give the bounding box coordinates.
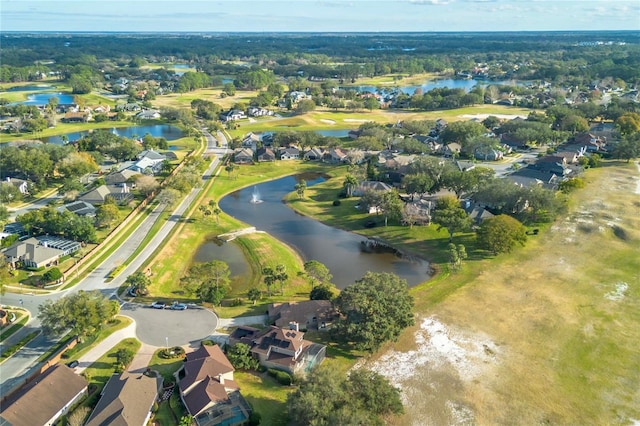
[356,180,393,193]
[59,200,96,216]
[138,150,166,161]
[183,376,240,417]
[2,237,65,265]
[0,365,88,426]
[268,300,333,328]
[180,347,235,392]
[104,169,141,185]
[78,184,113,204]
[85,372,162,426]
[252,326,305,355]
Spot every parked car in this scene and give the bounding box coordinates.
[150,301,166,309]
[66,360,79,368]
[170,302,187,310]
[128,288,137,297]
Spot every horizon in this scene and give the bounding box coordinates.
[2,1,639,33]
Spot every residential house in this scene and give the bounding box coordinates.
[530,157,572,177]
[92,105,111,114]
[474,146,503,161]
[78,184,133,205]
[289,91,309,102]
[257,147,276,162]
[247,107,274,117]
[62,111,91,123]
[57,200,97,217]
[219,110,246,122]
[129,150,166,175]
[176,344,251,426]
[441,143,462,157]
[104,169,141,186]
[242,132,261,148]
[571,132,607,152]
[303,148,324,161]
[85,371,163,426]
[268,300,334,331]
[228,325,326,376]
[348,129,361,139]
[279,147,300,161]
[353,180,394,196]
[322,147,348,163]
[507,166,561,189]
[136,110,161,120]
[2,237,67,269]
[500,133,528,150]
[233,148,254,164]
[455,160,476,172]
[5,177,29,195]
[462,200,495,225]
[0,365,88,426]
[116,103,141,112]
[554,151,580,164]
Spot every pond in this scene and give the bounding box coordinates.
[11,92,75,106]
[5,85,54,92]
[41,125,185,144]
[193,238,251,287]
[218,173,432,289]
[343,78,520,95]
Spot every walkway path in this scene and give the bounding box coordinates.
[75,322,136,374]
[128,342,158,374]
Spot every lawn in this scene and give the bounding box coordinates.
[62,316,133,361]
[234,371,292,426]
[81,337,141,391]
[360,162,640,425]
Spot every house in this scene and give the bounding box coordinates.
[268,300,334,331]
[57,200,97,217]
[289,91,309,102]
[462,200,495,225]
[322,147,348,163]
[116,103,141,112]
[348,129,361,139]
[353,180,393,196]
[441,143,462,157]
[0,365,88,426]
[474,146,503,161]
[257,147,276,162]
[303,148,324,161]
[62,111,91,123]
[571,132,607,152]
[455,160,476,172]
[92,105,111,113]
[136,110,161,120]
[176,344,251,426]
[228,325,327,376]
[530,157,571,176]
[219,110,246,122]
[554,151,580,164]
[5,177,29,195]
[500,133,528,150]
[508,166,561,189]
[2,237,66,269]
[78,184,133,205]
[104,169,141,186]
[129,150,166,174]
[233,148,254,164]
[247,107,273,117]
[279,147,300,160]
[85,371,162,426]
[242,132,261,148]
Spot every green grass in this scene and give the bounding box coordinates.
[82,338,141,391]
[0,331,40,361]
[234,371,292,426]
[148,348,185,382]
[62,316,133,360]
[0,311,29,342]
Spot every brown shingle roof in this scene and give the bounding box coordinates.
[252,326,304,355]
[85,372,162,426]
[180,347,235,392]
[183,376,240,417]
[0,365,88,426]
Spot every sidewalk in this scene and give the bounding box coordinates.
[74,322,137,374]
[128,342,158,374]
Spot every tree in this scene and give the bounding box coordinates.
[39,291,119,339]
[181,261,231,305]
[477,214,527,255]
[247,287,261,305]
[156,188,182,207]
[295,179,307,199]
[135,175,160,196]
[432,196,472,242]
[225,164,235,178]
[275,264,288,295]
[125,271,151,296]
[442,166,495,199]
[287,365,403,426]
[95,203,120,229]
[179,416,194,426]
[303,260,332,288]
[448,243,467,272]
[615,112,640,136]
[56,152,98,179]
[226,343,259,370]
[116,347,135,369]
[440,120,486,145]
[42,267,63,283]
[332,272,414,352]
[295,99,316,114]
[342,174,358,197]
[262,266,276,297]
[612,133,640,163]
[310,283,335,300]
[379,190,403,227]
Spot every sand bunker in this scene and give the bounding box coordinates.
[343,118,371,123]
[461,113,528,120]
[319,119,336,125]
[605,282,628,301]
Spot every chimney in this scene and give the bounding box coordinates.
[289,321,299,332]
[218,374,224,385]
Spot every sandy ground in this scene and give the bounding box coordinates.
[357,162,640,425]
[320,119,336,125]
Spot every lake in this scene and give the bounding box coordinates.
[11,92,75,106]
[218,174,432,289]
[41,125,185,144]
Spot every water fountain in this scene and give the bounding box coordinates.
[250,186,263,204]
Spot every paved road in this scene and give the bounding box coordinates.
[7,191,62,220]
[0,153,223,397]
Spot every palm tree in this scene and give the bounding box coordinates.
[294,180,307,199]
[262,267,276,297]
[247,288,261,305]
[275,264,288,295]
[343,174,358,197]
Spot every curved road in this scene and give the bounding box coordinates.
[0,150,223,397]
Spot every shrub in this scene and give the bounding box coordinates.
[332,200,341,206]
[160,346,185,359]
[268,368,292,385]
[201,339,215,346]
[249,410,262,426]
[230,298,243,307]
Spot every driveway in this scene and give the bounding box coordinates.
[120,302,218,347]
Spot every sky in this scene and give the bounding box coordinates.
[1,0,639,33]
